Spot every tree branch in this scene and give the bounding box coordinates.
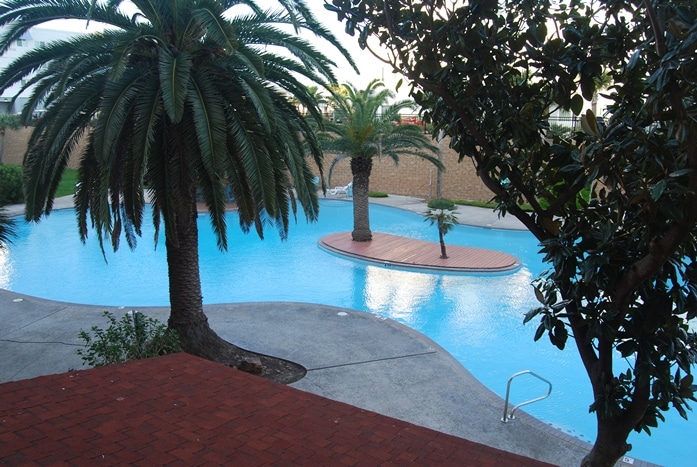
[642,0,666,55]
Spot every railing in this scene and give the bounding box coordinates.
[501,370,553,423]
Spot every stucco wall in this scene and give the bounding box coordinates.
[1,126,32,166]
[2,126,85,169]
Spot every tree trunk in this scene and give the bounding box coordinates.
[351,157,373,242]
[438,229,448,258]
[436,131,444,198]
[165,194,231,361]
[581,417,632,467]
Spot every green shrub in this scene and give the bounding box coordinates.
[0,164,23,206]
[77,311,181,367]
[427,198,456,210]
[547,123,574,141]
[368,191,388,198]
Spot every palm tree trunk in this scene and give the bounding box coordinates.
[165,194,230,360]
[438,228,448,258]
[351,157,373,242]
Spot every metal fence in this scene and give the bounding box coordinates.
[548,114,580,129]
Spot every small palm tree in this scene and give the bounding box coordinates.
[0,0,355,360]
[320,79,443,241]
[424,198,458,259]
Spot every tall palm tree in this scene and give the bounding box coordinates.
[0,0,355,361]
[322,79,443,241]
[0,209,15,248]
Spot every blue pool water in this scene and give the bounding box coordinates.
[1,199,694,466]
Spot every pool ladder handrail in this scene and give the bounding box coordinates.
[501,370,553,423]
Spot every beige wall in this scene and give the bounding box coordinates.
[2,126,32,166]
[2,128,496,203]
[2,126,85,169]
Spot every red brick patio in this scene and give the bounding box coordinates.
[0,353,551,465]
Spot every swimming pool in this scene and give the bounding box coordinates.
[1,199,693,466]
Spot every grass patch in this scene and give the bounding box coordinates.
[368,191,388,198]
[54,168,78,198]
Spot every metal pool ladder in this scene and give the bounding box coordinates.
[501,370,553,423]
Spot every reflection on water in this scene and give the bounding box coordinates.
[0,248,11,289]
[364,266,436,322]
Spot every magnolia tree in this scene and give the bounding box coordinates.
[323,0,697,465]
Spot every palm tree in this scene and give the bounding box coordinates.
[423,198,458,259]
[0,0,355,361]
[322,79,443,241]
[0,209,16,248]
[300,86,329,118]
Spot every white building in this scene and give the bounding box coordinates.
[0,27,82,115]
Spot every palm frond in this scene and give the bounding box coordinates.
[159,49,192,123]
[0,209,17,248]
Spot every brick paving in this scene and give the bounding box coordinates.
[320,232,520,272]
[0,353,551,465]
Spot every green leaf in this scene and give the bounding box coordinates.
[668,169,692,178]
[651,180,666,201]
[580,74,594,101]
[616,340,637,358]
[536,23,548,43]
[550,299,571,311]
[580,110,599,136]
[570,94,584,115]
[627,50,641,70]
[534,323,546,341]
[550,321,568,350]
[534,286,546,304]
[524,307,543,324]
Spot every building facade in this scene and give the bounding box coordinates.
[0,27,80,114]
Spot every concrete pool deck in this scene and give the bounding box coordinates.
[0,195,650,466]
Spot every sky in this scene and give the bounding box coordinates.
[302,3,406,93]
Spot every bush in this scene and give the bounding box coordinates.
[0,164,23,206]
[427,198,456,210]
[368,191,388,198]
[546,123,574,141]
[77,311,181,367]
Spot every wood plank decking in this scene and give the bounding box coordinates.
[319,232,520,273]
